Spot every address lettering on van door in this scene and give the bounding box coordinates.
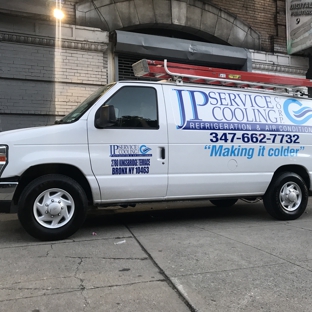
[172,89,312,133]
[109,144,151,175]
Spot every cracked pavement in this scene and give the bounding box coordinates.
[1,200,312,311]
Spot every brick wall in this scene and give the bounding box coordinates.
[1,43,107,84]
[0,41,108,131]
[0,115,56,132]
[274,0,286,53]
[0,79,101,115]
[208,0,283,52]
[61,0,79,25]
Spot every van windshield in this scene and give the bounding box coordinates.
[57,83,116,124]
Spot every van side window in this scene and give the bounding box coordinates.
[105,86,158,129]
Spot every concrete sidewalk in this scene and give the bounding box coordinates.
[1,200,312,311]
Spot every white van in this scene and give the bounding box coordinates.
[1,59,312,241]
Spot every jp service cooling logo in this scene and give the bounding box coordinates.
[283,98,312,125]
[139,145,152,154]
[110,144,152,157]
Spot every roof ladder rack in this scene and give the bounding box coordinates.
[132,59,312,96]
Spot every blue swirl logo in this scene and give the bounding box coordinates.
[283,98,312,125]
[140,145,152,154]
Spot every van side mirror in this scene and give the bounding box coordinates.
[95,105,117,128]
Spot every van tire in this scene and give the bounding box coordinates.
[18,174,88,241]
[263,172,308,220]
[210,199,238,207]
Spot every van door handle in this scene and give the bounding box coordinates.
[160,147,165,159]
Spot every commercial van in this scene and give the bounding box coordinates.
[1,59,312,241]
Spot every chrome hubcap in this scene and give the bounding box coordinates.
[279,182,302,212]
[33,188,75,229]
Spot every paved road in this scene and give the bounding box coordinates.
[1,199,312,312]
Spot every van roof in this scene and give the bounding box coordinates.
[115,80,309,99]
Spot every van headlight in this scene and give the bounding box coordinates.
[0,145,8,176]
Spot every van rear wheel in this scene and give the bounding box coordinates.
[18,174,88,241]
[210,199,238,208]
[263,172,308,220]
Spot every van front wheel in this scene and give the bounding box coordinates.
[18,174,88,241]
[263,172,308,220]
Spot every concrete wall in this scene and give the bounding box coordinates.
[76,0,261,50]
[0,0,286,54]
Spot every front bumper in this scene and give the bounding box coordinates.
[0,177,18,213]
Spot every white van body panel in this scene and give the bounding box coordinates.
[1,122,88,176]
[0,121,102,201]
[87,83,169,203]
[161,83,312,197]
[3,71,312,241]
[0,80,312,208]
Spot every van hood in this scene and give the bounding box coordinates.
[0,121,88,145]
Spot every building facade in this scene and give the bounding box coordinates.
[0,0,309,131]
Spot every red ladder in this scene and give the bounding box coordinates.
[132,59,312,94]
